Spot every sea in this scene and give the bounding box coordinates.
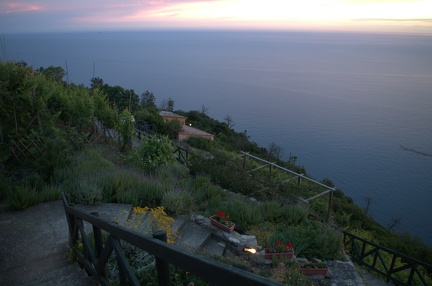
[4,30,432,246]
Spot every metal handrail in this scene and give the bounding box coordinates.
[343,231,432,286]
[62,193,281,286]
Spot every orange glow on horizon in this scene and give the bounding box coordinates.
[1,0,431,34]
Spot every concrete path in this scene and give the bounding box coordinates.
[0,200,131,286]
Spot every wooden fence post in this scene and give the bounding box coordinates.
[153,230,171,286]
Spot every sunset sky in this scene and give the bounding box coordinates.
[1,0,431,34]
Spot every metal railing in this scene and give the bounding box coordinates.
[343,231,432,286]
[62,193,281,286]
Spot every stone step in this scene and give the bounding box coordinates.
[74,203,133,226]
[199,238,226,257]
[175,220,212,251]
[172,215,189,234]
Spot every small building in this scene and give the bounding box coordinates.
[159,111,187,125]
[159,111,214,141]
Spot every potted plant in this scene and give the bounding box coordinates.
[264,240,294,259]
[210,211,235,233]
[299,262,328,275]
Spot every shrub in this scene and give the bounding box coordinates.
[222,198,264,228]
[71,180,103,205]
[186,136,213,151]
[276,221,342,260]
[7,185,60,210]
[8,186,39,210]
[136,180,168,207]
[125,135,175,172]
[162,190,193,215]
[279,204,308,225]
[127,206,177,244]
[259,201,282,221]
[100,170,142,202]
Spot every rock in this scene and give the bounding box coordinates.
[296,257,309,264]
[195,215,204,224]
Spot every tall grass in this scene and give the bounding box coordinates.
[8,185,60,210]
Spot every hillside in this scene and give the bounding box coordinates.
[1,61,431,284]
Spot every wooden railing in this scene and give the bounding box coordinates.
[62,193,280,286]
[343,231,432,286]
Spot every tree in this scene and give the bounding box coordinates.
[224,115,235,128]
[268,142,282,159]
[36,66,65,83]
[90,77,104,90]
[201,105,209,115]
[388,217,402,231]
[140,90,156,109]
[364,197,374,216]
[117,109,135,151]
[101,84,139,112]
[160,98,175,111]
[164,120,182,140]
[167,98,174,111]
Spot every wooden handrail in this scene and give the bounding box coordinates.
[62,193,281,286]
[343,230,432,286]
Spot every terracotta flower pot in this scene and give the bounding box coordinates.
[264,248,294,259]
[210,215,235,233]
[299,263,328,275]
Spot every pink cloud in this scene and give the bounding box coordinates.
[0,2,43,13]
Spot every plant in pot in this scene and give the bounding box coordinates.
[210,211,235,233]
[299,261,328,275]
[264,240,294,259]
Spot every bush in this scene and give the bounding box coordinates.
[280,204,308,225]
[162,190,193,215]
[125,135,175,172]
[259,201,282,221]
[222,198,264,228]
[275,221,342,260]
[186,136,213,151]
[8,186,39,210]
[136,180,168,207]
[8,185,60,210]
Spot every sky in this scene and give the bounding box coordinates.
[1,0,432,34]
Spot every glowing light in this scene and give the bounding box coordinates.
[243,247,257,254]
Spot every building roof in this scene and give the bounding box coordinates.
[180,125,214,137]
[159,111,187,119]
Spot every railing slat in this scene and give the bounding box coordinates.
[62,193,280,286]
[111,236,141,286]
[343,230,432,286]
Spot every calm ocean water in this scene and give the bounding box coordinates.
[5,30,432,245]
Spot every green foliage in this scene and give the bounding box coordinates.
[162,190,194,215]
[136,266,211,286]
[140,90,156,109]
[186,136,214,151]
[279,204,308,225]
[125,135,175,172]
[163,119,182,139]
[117,109,135,151]
[36,65,65,82]
[221,198,264,228]
[273,221,342,260]
[8,185,60,210]
[100,84,139,112]
[190,152,258,196]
